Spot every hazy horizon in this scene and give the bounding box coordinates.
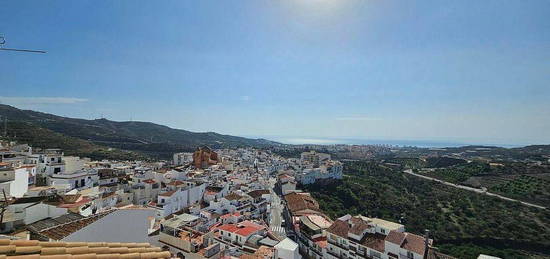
[1,0,549,144]
[0,103,539,148]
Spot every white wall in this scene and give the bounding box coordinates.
[275,239,300,259]
[63,156,85,174]
[188,183,206,205]
[9,168,29,198]
[23,203,67,225]
[64,209,156,243]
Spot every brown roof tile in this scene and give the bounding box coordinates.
[224,193,244,201]
[360,233,386,252]
[402,232,427,255]
[247,190,270,199]
[349,217,370,236]
[35,210,115,240]
[284,193,320,214]
[325,220,349,237]
[385,230,406,245]
[158,190,176,197]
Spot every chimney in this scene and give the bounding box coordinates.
[423,229,430,259]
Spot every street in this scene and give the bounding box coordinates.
[268,178,286,239]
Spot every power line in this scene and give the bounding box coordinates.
[0,47,46,53]
[0,36,46,54]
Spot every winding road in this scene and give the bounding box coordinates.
[403,169,547,210]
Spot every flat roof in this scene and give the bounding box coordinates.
[274,238,298,250]
[300,216,321,231]
[360,216,403,230]
[163,213,199,228]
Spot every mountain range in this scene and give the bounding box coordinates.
[0,104,280,160]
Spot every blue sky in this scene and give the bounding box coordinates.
[1,0,549,145]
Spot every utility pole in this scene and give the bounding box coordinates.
[2,116,6,137]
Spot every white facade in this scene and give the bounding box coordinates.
[301,151,331,167]
[48,170,96,190]
[173,152,193,166]
[9,167,30,197]
[297,161,343,185]
[8,202,68,225]
[63,156,87,174]
[157,183,206,217]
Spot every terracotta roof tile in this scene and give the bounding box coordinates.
[0,240,170,258]
[158,190,176,197]
[360,233,386,252]
[283,193,319,214]
[402,232,427,255]
[385,230,406,245]
[216,221,265,237]
[326,220,349,237]
[349,217,370,236]
[33,211,115,240]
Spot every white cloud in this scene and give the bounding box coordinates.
[0,96,88,105]
[240,95,250,102]
[335,116,380,121]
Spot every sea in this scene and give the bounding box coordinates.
[248,136,524,148]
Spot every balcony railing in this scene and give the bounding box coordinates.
[327,249,341,258]
[328,238,348,250]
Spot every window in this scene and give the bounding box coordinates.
[370,250,382,259]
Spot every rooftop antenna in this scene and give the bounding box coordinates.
[0,190,8,223]
[0,36,46,53]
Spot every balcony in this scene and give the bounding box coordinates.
[356,249,366,257]
[310,246,323,255]
[327,249,341,258]
[328,238,348,250]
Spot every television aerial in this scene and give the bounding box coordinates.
[0,35,46,53]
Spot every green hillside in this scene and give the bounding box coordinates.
[0,104,280,159]
[301,161,550,259]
